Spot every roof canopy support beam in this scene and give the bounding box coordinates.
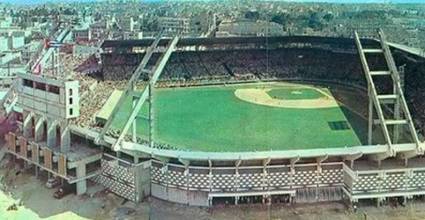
[354,29,422,157]
[95,32,163,145]
[111,36,179,151]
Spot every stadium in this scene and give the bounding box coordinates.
[87,32,425,206]
[4,31,425,207]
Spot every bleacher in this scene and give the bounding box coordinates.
[100,46,425,139]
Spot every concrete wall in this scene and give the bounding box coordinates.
[134,160,151,202]
[93,159,137,201]
[151,183,209,206]
[9,35,24,49]
[0,37,8,51]
[17,75,80,119]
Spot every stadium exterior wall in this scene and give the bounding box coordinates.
[71,125,425,206]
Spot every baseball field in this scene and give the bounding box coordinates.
[110,82,368,152]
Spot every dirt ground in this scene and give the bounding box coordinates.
[234,83,339,109]
[2,152,425,220]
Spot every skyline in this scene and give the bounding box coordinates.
[1,0,425,6]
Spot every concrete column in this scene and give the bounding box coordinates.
[132,97,137,142]
[76,163,87,195]
[35,166,39,178]
[403,196,408,206]
[368,89,373,145]
[60,125,71,152]
[148,84,154,148]
[377,197,385,207]
[208,160,213,192]
[262,158,271,191]
[23,111,33,138]
[134,166,141,203]
[134,161,152,203]
[47,120,57,148]
[289,157,299,189]
[34,116,45,142]
[234,160,241,191]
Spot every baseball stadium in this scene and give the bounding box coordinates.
[3,30,425,207]
[107,81,368,152]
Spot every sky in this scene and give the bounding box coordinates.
[0,0,424,5]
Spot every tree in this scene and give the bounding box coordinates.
[308,12,323,30]
[271,13,289,27]
[323,13,334,22]
[245,10,259,21]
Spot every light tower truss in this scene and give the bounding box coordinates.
[30,27,71,76]
[1,27,70,117]
[95,34,180,151]
[0,80,18,116]
[354,29,422,157]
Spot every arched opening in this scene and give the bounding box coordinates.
[30,117,35,139]
[55,125,61,147]
[42,121,48,142]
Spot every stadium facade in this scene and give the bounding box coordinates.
[2,31,425,207]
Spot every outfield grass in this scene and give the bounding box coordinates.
[111,83,367,152]
[267,87,324,100]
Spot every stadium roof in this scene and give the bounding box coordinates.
[101,35,425,60]
[101,35,380,49]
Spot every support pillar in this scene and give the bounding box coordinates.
[393,84,401,144]
[289,157,300,189]
[132,97,137,143]
[23,111,33,138]
[60,125,71,152]
[316,155,328,201]
[368,89,373,145]
[262,158,271,191]
[34,116,45,142]
[344,153,362,169]
[208,160,213,192]
[179,158,190,203]
[134,160,152,203]
[148,84,154,148]
[234,159,241,192]
[35,166,39,178]
[76,163,87,195]
[47,120,57,148]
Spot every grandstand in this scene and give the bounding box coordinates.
[4,33,425,207]
[76,33,425,206]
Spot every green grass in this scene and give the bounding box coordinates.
[267,87,324,100]
[111,83,367,152]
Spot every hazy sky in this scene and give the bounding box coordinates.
[1,0,424,5]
